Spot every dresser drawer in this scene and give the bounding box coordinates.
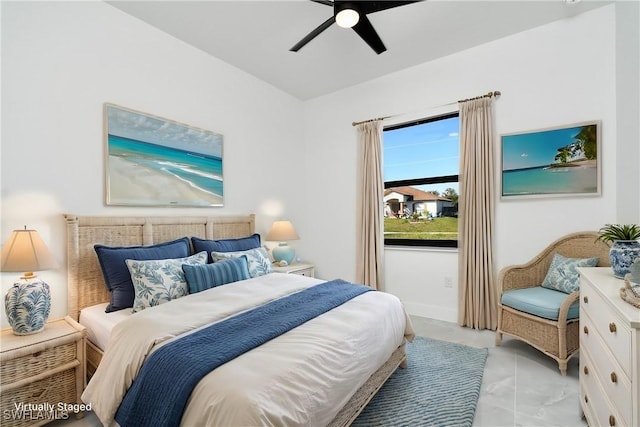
[293,267,314,277]
[581,281,632,376]
[0,342,76,385]
[0,368,77,427]
[580,312,632,425]
[580,348,627,427]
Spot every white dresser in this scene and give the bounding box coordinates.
[579,267,640,427]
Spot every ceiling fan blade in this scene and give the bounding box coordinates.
[358,1,423,15]
[352,14,386,54]
[290,16,336,52]
[310,0,334,6]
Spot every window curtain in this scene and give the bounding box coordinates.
[356,120,384,290]
[457,97,498,330]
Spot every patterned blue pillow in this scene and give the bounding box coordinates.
[541,253,599,294]
[126,252,207,313]
[212,247,273,278]
[182,256,250,294]
[94,237,191,312]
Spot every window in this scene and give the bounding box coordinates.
[383,112,459,248]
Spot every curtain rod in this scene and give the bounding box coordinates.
[351,90,501,127]
[457,90,501,103]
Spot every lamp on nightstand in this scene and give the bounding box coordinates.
[266,220,300,265]
[1,227,57,335]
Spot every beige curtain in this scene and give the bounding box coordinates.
[356,120,384,290]
[457,97,498,330]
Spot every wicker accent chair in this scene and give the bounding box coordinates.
[495,231,611,375]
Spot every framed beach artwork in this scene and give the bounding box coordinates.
[501,121,601,199]
[104,103,223,207]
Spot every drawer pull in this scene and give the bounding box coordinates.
[583,296,589,303]
[33,351,42,357]
[610,372,617,383]
[609,322,617,333]
[609,415,616,426]
[583,366,589,375]
[583,325,589,335]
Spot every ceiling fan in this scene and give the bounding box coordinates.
[290,1,422,55]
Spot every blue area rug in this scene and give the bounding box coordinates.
[352,336,488,427]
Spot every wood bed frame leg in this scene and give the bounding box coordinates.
[399,357,407,369]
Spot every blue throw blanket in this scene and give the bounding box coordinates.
[115,279,371,427]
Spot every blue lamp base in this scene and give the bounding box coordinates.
[272,243,296,265]
[4,279,51,335]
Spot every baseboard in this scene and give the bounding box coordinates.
[402,301,457,323]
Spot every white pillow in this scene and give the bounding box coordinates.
[126,251,207,313]
[211,247,273,278]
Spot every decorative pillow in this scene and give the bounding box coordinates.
[212,247,273,278]
[192,234,261,263]
[183,256,250,294]
[94,237,191,313]
[126,252,207,313]
[541,253,599,294]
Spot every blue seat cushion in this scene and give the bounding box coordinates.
[501,286,579,321]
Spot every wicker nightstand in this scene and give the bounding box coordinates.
[0,316,86,427]
[273,262,315,278]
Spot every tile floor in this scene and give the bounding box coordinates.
[52,315,588,426]
[410,316,587,427]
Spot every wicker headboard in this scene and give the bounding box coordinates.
[64,214,256,321]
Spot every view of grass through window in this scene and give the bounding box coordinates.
[383,113,460,247]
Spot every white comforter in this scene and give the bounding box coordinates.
[82,273,415,427]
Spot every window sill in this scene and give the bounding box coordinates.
[384,245,459,253]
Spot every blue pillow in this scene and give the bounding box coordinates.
[127,252,207,313]
[94,237,191,312]
[182,256,250,294]
[541,253,599,294]
[191,234,261,263]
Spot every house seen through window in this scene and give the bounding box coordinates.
[383,112,459,248]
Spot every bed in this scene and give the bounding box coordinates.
[65,214,414,426]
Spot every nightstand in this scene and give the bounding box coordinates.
[273,262,315,278]
[1,316,86,427]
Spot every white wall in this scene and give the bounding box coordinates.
[615,1,640,223]
[302,4,629,322]
[0,1,305,327]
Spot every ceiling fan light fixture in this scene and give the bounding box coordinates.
[335,8,359,28]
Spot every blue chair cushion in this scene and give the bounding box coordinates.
[501,286,579,321]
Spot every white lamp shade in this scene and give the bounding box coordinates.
[266,221,299,242]
[1,229,57,274]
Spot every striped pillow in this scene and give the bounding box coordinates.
[182,256,250,294]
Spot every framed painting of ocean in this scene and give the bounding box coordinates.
[104,104,223,207]
[501,121,601,199]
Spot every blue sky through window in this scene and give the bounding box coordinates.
[383,115,460,194]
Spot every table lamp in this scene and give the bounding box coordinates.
[266,220,300,265]
[1,227,57,335]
